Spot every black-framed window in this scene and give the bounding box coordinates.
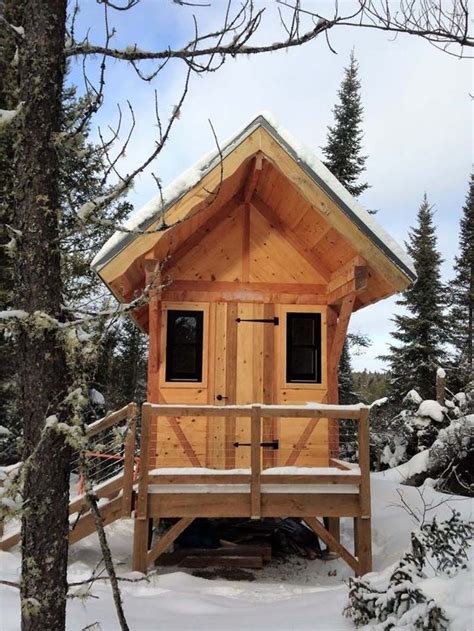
[166,310,204,382]
[286,312,322,383]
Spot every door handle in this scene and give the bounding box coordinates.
[215,394,229,401]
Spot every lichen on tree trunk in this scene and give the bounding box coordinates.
[13,1,71,629]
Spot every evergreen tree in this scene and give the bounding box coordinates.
[321,50,368,197]
[1,75,131,461]
[384,195,447,401]
[321,50,369,403]
[450,174,474,387]
[0,0,24,455]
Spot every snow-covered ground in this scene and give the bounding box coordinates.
[1,474,472,630]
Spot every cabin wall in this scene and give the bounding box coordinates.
[144,195,347,471]
[147,298,332,470]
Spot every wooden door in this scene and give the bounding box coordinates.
[212,302,277,469]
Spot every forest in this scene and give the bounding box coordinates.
[0,1,472,630]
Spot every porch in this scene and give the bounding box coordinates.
[0,402,372,577]
[133,402,372,576]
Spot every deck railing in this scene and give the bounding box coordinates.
[1,402,138,551]
[139,403,370,520]
[76,402,138,517]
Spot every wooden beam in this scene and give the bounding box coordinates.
[328,292,356,379]
[250,405,261,518]
[167,417,202,467]
[163,280,327,295]
[136,404,151,520]
[147,517,195,566]
[182,555,264,569]
[242,203,250,281]
[146,402,364,419]
[243,153,264,203]
[252,196,331,282]
[148,492,360,518]
[225,304,238,468]
[121,405,137,516]
[147,473,360,485]
[164,195,241,270]
[262,303,276,468]
[162,289,327,305]
[285,417,321,466]
[328,255,366,293]
[145,262,161,404]
[304,516,360,574]
[69,497,123,545]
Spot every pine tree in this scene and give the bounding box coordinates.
[321,50,368,197]
[321,50,369,403]
[384,195,447,401]
[450,174,474,387]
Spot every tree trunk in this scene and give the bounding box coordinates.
[14,1,70,629]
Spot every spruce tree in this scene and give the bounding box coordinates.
[1,76,131,461]
[321,50,368,403]
[384,195,447,401]
[450,173,474,387]
[322,50,368,197]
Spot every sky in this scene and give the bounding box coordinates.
[69,0,473,371]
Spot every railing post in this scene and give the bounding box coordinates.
[356,405,372,575]
[133,403,151,572]
[121,402,137,516]
[250,405,261,519]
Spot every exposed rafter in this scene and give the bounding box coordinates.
[243,152,264,203]
[251,195,331,282]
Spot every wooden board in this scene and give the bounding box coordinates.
[148,492,361,518]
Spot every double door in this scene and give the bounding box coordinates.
[212,302,277,469]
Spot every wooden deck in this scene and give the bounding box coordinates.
[0,402,372,577]
[133,402,372,576]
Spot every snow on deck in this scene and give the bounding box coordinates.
[150,466,360,476]
[148,466,361,494]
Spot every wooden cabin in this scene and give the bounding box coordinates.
[90,113,415,574]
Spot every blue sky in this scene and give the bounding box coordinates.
[68,1,472,371]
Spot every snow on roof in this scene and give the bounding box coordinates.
[91,112,416,281]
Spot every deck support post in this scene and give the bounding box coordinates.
[133,403,152,573]
[250,405,262,519]
[121,403,137,516]
[356,406,372,575]
[132,516,150,573]
[327,517,340,544]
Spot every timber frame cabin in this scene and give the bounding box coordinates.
[92,113,415,575]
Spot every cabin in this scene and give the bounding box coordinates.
[90,113,415,574]
[0,114,414,574]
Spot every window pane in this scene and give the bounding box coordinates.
[291,317,315,346]
[172,345,197,376]
[291,347,315,376]
[174,315,197,343]
[166,310,203,381]
[286,312,321,383]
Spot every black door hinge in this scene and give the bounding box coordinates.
[235,317,279,326]
[233,440,279,450]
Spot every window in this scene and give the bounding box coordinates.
[166,310,204,382]
[286,313,322,383]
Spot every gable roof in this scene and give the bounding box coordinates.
[92,112,415,284]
